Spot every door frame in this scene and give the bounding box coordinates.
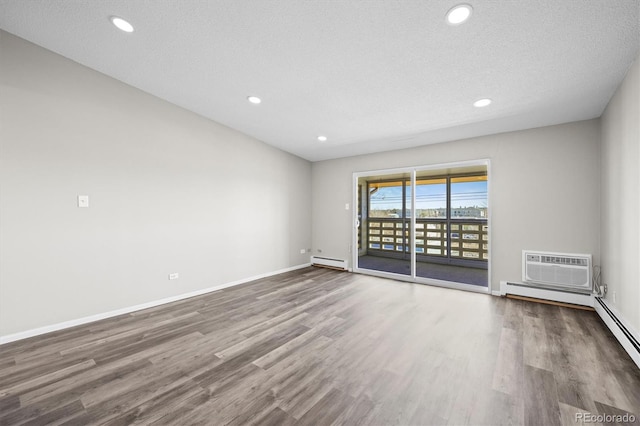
[351,159,492,294]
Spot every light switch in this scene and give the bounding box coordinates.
[78,195,89,208]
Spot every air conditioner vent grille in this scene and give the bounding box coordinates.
[540,255,588,266]
[522,251,592,293]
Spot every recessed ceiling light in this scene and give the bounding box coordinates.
[473,98,492,107]
[110,16,134,33]
[317,136,328,142]
[446,4,473,25]
[247,96,262,104]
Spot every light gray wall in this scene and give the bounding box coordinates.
[601,55,640,333]
[312,120,601,292]
[0,31,312,336]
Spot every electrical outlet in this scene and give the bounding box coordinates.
[168,273,179,280]
[78,195,89,208]
[300,249,305,254]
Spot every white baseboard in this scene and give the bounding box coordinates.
[491,290,502,296]
[0,263,311,345]
[593,297,640,369]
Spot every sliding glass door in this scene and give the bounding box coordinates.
[354,162,489,291]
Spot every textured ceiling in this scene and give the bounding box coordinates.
[0,0,638,161]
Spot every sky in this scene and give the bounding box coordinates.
[370,181,488,211]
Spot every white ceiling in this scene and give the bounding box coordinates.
[0,1,638,161]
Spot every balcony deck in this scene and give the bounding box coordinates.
[357,255,488,287]
[358,217,488,287]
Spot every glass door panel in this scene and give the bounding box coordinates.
[415,174,448,280]
[357,172,411,276]
[414,172,489,287]
[450,176,489,262]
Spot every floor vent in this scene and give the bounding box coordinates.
[310,256,348,271]
[594,297,640,368]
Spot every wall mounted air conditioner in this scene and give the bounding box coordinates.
[522,250,592,293]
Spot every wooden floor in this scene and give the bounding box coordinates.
[1,267,638,425]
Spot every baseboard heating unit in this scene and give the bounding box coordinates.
[310,256,348,271]
[594,297,640,369]
[500,281,594,307]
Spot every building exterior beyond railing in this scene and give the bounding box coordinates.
[365,218,488,262]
